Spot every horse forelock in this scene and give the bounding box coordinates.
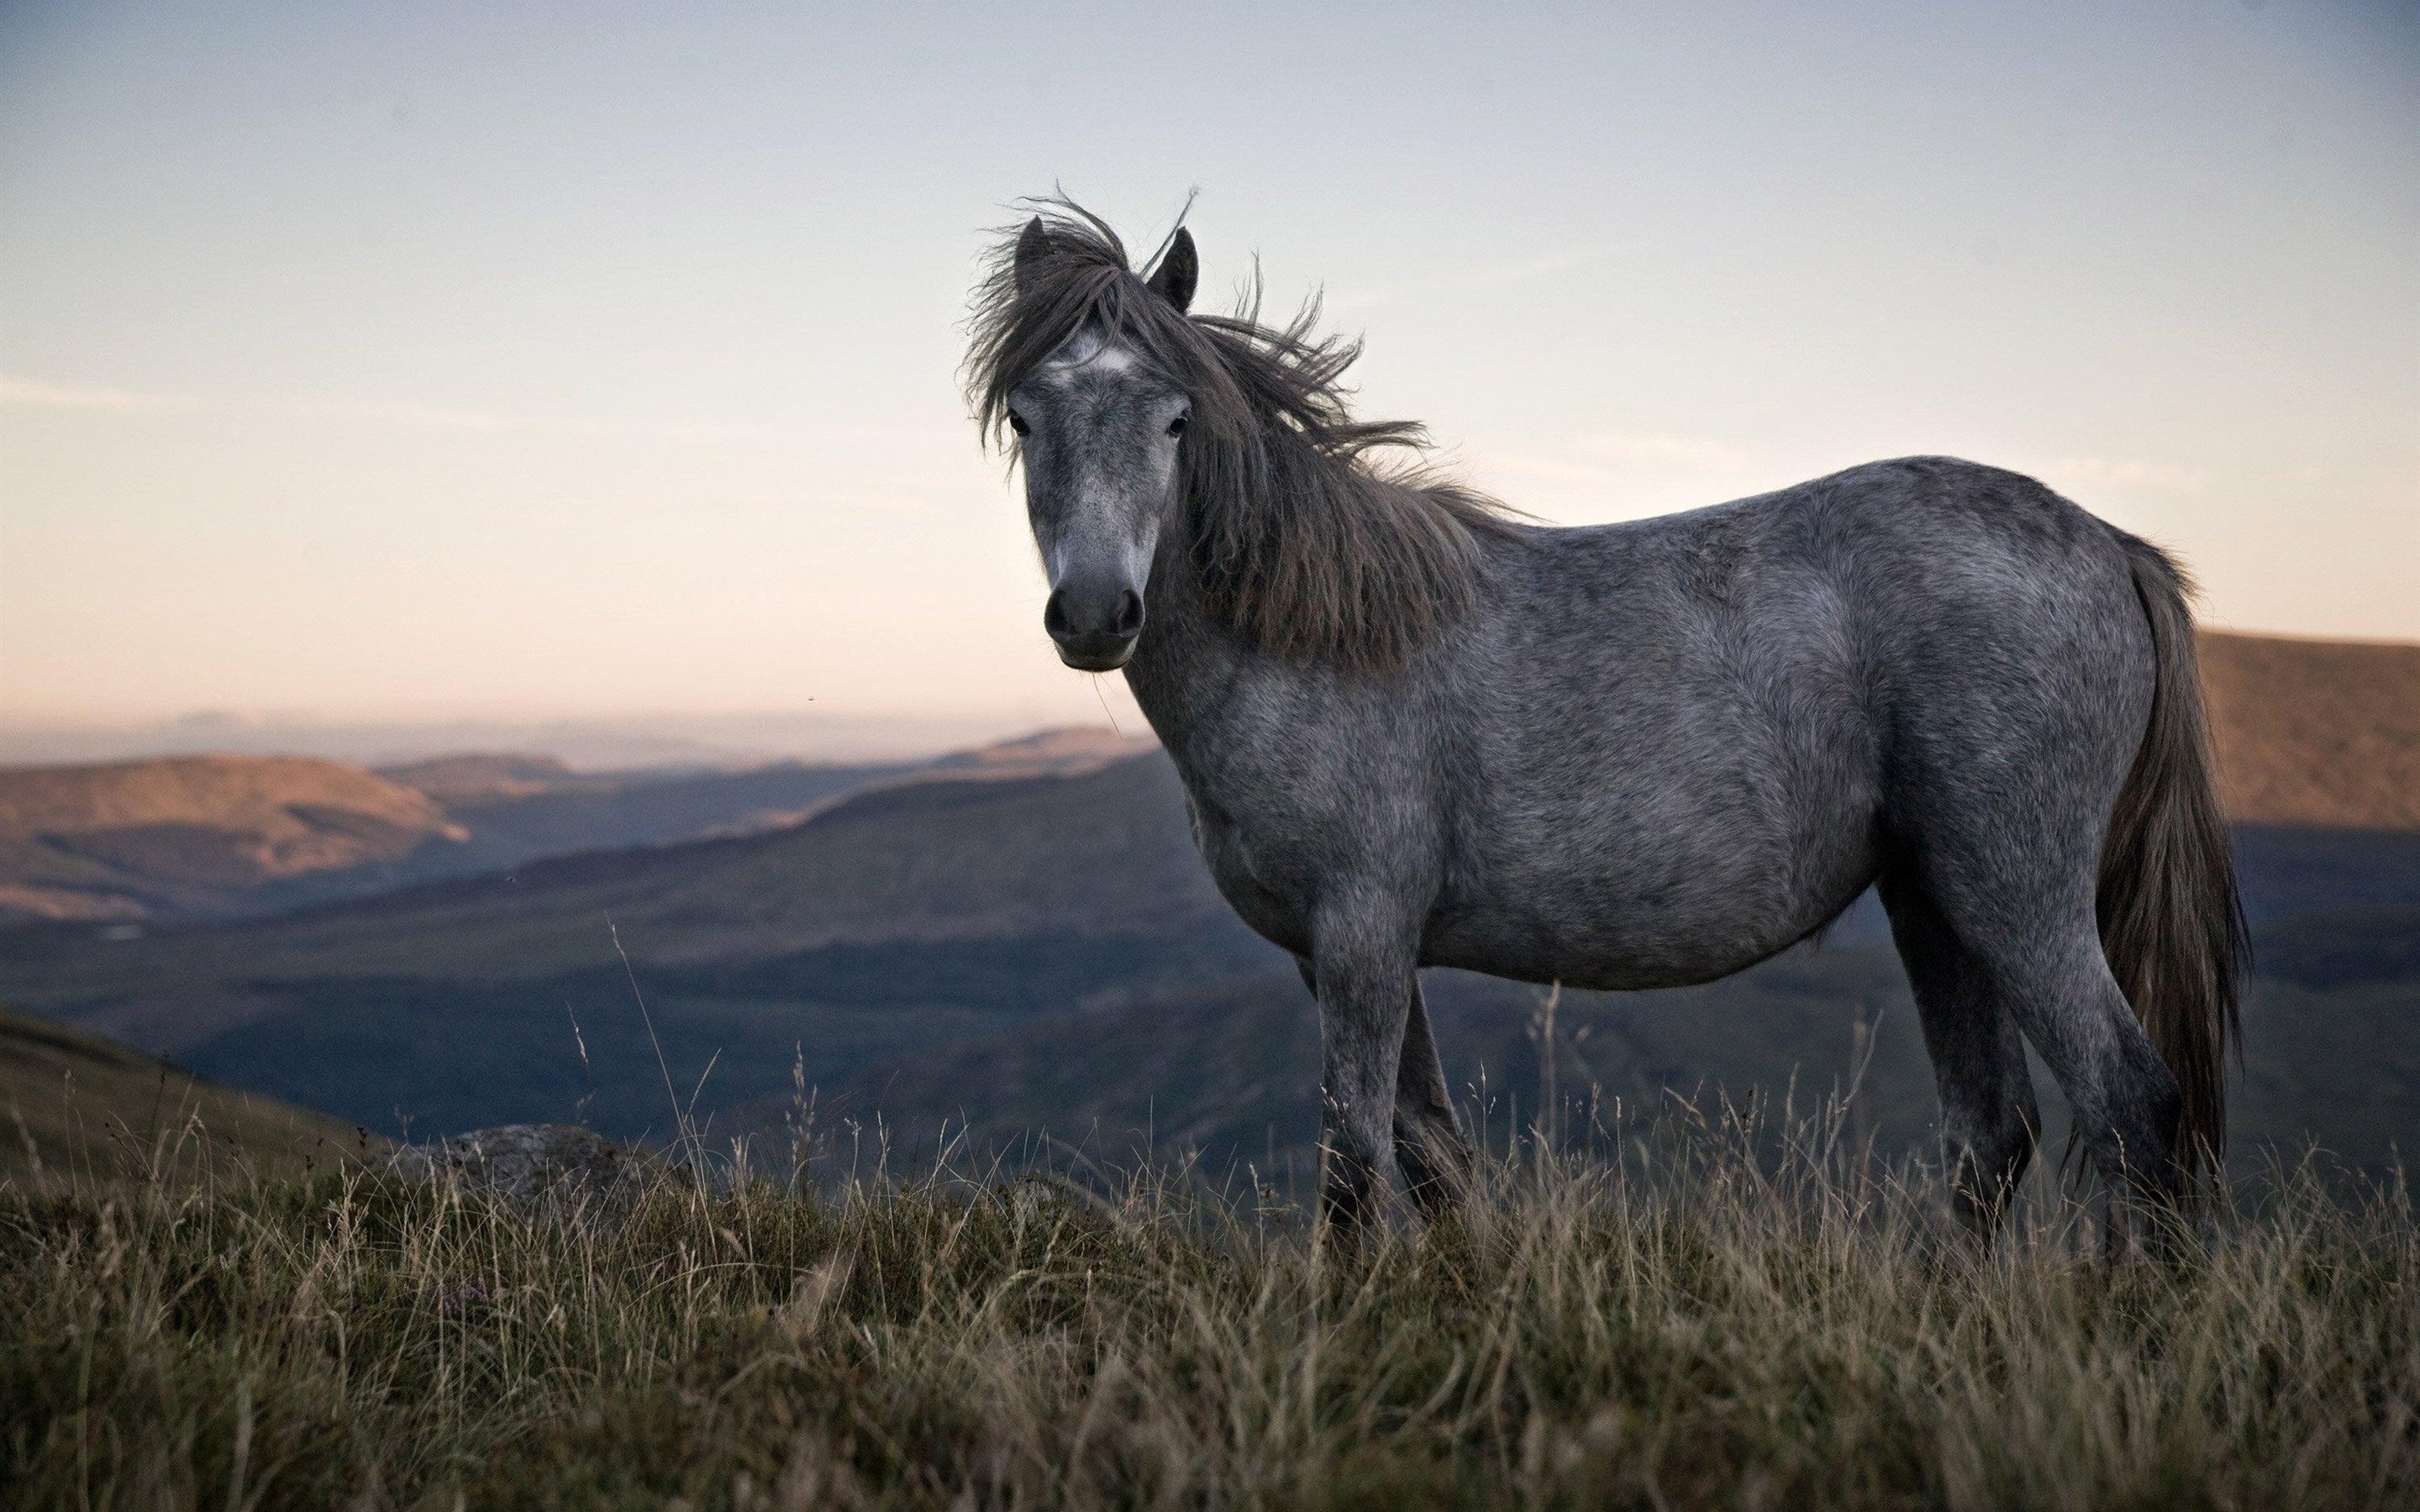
[965,197,1517,672]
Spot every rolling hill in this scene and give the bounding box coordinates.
[0,753,1280,1139]
[0,633,2410,1176]
[0,756,467,924]
[2,747,2412,1174]
[0,728,1151,926]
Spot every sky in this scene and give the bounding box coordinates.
[2,0,2413,762]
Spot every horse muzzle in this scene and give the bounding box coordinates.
[1044,582,1144,671]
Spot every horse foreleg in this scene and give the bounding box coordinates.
[1301,956,1469,1219]
[1394,982,1472,1220]
[1302,922,1418,1238]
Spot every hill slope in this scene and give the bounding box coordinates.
[0,1002,373,1184]
[2202,630,2419,829]
[0,729,1150,927]
[0,754,1282,1138]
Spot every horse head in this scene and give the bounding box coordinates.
[999,219,1198,671]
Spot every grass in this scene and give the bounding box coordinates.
[1,1105,2414,1510]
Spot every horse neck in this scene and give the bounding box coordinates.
[1121,517,1253,751]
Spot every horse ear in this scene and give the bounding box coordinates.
[1013,217,1051,291]
[1148,228,1197,313]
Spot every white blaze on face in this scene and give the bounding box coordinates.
[1027,334,1169,592]
[1039,325,1112,371]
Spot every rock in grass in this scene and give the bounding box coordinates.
[387,1124,663,1211]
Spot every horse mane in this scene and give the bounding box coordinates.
[964,199,1517,672]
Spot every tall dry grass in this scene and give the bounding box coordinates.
[2,1105,2414,1509]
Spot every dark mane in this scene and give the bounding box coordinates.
[964,199,1516,672]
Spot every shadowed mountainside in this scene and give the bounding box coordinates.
[813,923,2420,1184]
[375,752,594,802]
[3,741,2412,1174]
[0,754,1281,1140]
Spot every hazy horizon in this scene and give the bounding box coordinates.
[3,618,2411,773]
[0,705,1116,770]
[5,1,2414,739]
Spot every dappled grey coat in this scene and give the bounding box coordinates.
[966,201,2243,1239]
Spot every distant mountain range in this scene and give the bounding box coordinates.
[0,728,1152,926]
[0,632,2411,1180]
[0,710,1039,772]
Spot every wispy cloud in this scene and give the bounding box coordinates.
[1564,432,1747,470]
[2,371,521,429]
[279,395,517,432]
[1457,428,1767,519]
[1472,438,2223,522]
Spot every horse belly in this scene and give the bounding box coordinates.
[1423,775,1880,990]
[1425,864,1865,990]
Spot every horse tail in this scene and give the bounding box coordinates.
[2096,532,2248,1186]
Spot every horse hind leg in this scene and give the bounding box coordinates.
[1879,873,2043,1236]
[1884,847,2188,1242]
[2006,938,2189,1251]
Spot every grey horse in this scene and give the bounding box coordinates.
[965,202,2244,1237]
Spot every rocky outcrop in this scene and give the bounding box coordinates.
[387,1124,665,1211]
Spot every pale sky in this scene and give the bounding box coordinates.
[3,1,2413,751]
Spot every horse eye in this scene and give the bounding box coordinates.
[1007,411,1029,436]
[1166,414,1188,438]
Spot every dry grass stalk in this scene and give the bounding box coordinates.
[1,1104,2412,1509]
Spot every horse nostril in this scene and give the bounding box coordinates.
[1043,590,1071,638]
[1113,590,1144,637]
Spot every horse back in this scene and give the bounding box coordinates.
[1428,456,2147,987]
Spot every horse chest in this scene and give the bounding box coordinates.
[1176,780,1332,956]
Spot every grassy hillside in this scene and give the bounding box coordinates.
[2,1130,2412,1508]
[0,1003,372,1186]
